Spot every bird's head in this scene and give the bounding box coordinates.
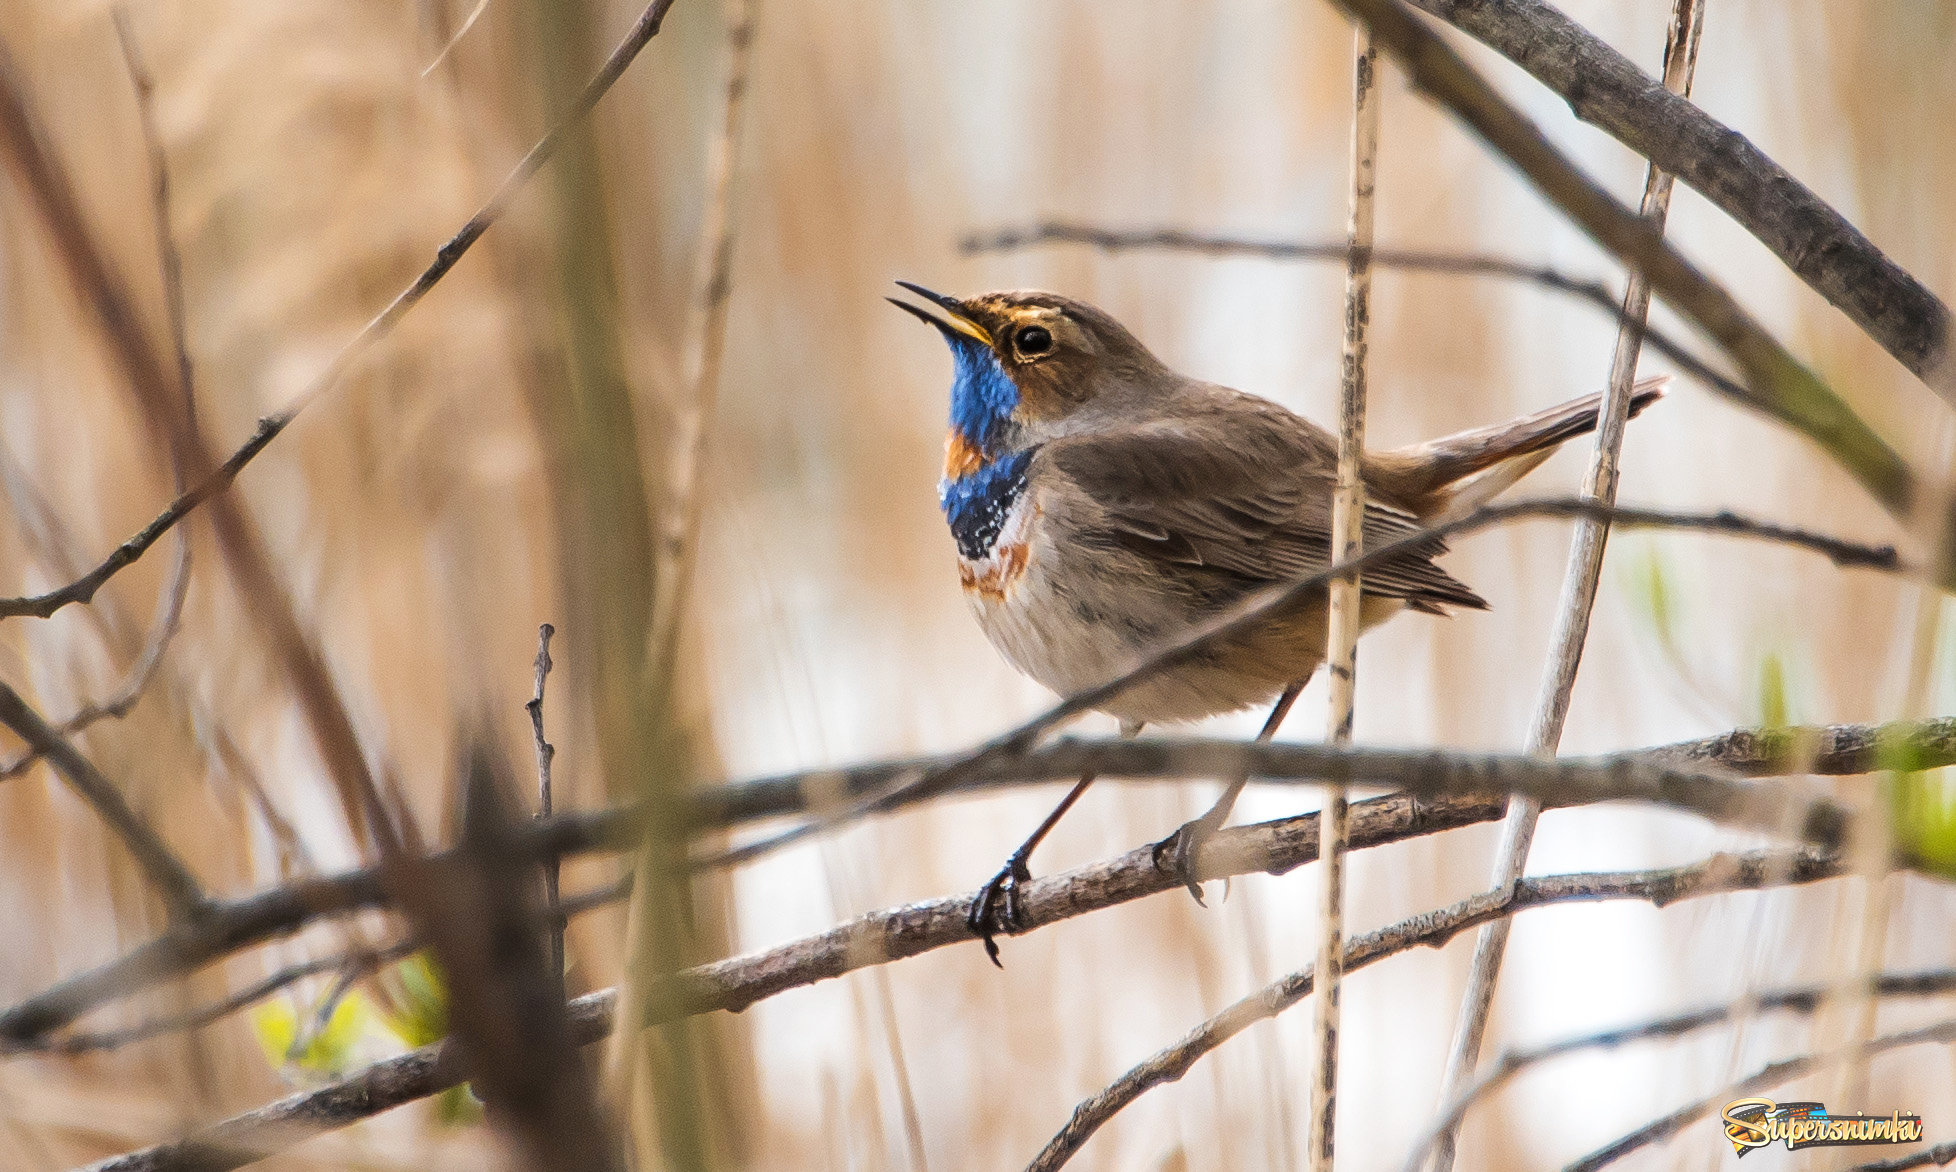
[890,283,1169,478]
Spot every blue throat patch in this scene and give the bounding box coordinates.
[944,333,1019,453]
[935,333,1031,559]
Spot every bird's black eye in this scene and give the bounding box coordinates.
[1015,324,1053,357]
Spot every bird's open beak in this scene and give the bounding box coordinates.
[888,281,992,345]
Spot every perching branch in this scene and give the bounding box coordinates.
[1326,0,1921,530]
[0,0,681,625]
[84,848,1843,1172]
[1405,0,1953,398]
[7,719,1928,1056]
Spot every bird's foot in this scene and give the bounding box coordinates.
[967,852,1034,968]
[1152,814,1224,906]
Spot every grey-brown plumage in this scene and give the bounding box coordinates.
[891,283,1664,956]
[897,284,1663,725]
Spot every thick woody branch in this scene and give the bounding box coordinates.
[1328,0,1920,526]
[83,849,1842,1172]
[1406,0,1953,397]
[1027,847,1840,1172]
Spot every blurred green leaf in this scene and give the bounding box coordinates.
[1755,649,1791,731]
[377,951,449,1050]
[251,990,370,1078]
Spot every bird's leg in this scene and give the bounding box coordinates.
[968,721,1143,967]
[1153,681,1306,905]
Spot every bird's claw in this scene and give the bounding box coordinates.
[967,853,1034,967]
[1152,816,1220,906]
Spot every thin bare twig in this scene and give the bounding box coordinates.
[1025,848,1839,1171]
[1433,6,1707,1166]
[82,849,1842,1172]
[1407,968,1956,1172]
[1325,0,1919,529]
[0,683,205,918]
[529,623,562,990]
[0,0,681,625]
[694,497,1907,867]
[962,225,1757,408]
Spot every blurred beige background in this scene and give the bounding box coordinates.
[0,0,1952,1168]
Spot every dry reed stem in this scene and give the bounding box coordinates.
[1326,0,1918,528]
[6,723,1933,1057]
[1431,5,1707,1166]
[1313,23,1380,1169]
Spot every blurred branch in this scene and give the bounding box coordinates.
[31,878,629,1057]
[1569,1014,1956,1171]
[0,803,639,1047]
[0,23,398,859]
[1435,6,1706,1165]
[963,225,1755,407]
[82,848,1842,1172]
[651,0,757,690]
[1408,966,1956,1172]
[0,683,206,918]
[1026,846,1839,1172]
[404,747,618,1172]
[1840,1142,1956,1172]
[1405,0,1953,398]
[704,496,1907,866]
[1325,0,1922,530]
[0,0,681,625]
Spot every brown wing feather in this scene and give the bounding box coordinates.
[1047,402,1487,613]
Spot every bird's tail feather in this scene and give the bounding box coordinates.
[1367,374,1669,518]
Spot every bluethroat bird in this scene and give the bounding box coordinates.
[891,283,1664,965]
